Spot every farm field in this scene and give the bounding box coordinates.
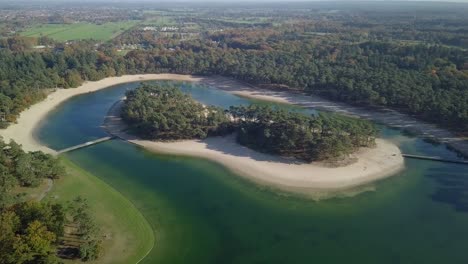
[143,16,177,26]
[20,21,140,41]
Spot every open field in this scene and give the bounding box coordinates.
[44,158,154,264]
[143,16,177,26]
[20,21,140,41]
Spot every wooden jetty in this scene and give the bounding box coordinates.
[402,154,468,165]
[57,136,115,154]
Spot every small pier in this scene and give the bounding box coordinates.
[57,136,115,154]
[402,154,468,165]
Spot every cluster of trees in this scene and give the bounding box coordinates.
[0,138,101,263]
[122,85,377,162]
[0,201,66,264]
[0,139,64,207]
[1,17,467,132]
[0,199,102,264]
[231,105,377,161]
[120,36,467,131]
[0,40,123,127]
[122,83,231,140]
[67,197,102,262]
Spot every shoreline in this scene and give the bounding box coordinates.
[0,73,406,196]
[200,77,468,159]
[0,74,203,154]
[105,100,404,197]
[0,73,465,158]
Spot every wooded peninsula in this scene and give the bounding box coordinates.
[122,84,377,162]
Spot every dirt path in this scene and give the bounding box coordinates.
[37,178,53,201]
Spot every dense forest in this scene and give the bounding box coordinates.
[0,139,64,207]
[120,36,468,132]
[0,139,102,263]
[121,84,377,162]
[230,105,377,161]
[0,40,123,128]
[122,83,231,140]
[0,32,467,132]
[0,3,467,132]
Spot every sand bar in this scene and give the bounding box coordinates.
[200,77,468,158]
[0,74,405,195]
[104,100,404,196]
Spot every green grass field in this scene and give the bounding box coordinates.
[144,16,177,26]
[44,158,154,264]
[21,21,140,42]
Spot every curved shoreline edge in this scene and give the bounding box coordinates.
[104,99,404,197]
[0,73,407,196]
[0,74,202,154]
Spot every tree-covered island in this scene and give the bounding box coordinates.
[121,84,378,162]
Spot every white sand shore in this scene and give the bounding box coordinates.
[105,99,404,196]
[199,77,468,158]
[0,74,202,154]
[0,73,404,196]
[130,136,402,195]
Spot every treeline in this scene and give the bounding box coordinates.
[0,139,64,206]
[122,83,231,140]
[121,84,377,162]
[0,138,102,263]
[0,40,124,127]
[121,38,468,131]
[1,30,467,132]
[0,198,102,264]
[230,105,377,161]
[1,202,66,264]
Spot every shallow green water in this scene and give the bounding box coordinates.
[36,81,468,263]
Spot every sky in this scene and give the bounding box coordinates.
[4,0,468,2]
[2,0,468,4]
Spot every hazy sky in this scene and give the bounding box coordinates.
[2,0,468,3]
[5,0,468,2]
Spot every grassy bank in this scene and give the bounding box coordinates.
[44,157,154,264]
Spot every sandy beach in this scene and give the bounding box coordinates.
[139,137,402,195]
[0,74,203,154]
[0,73,405,195]
[104,100,404,196]
[199,77,468,158]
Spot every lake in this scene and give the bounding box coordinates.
[36,81,468,264]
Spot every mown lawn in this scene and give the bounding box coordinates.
[44,158,154,264]
[21,21,140,42]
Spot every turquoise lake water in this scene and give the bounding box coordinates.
[36,81,468,263]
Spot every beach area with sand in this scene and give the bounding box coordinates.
[0,73,405,195]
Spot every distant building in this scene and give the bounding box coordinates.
[161,26,178,32]
[143,26,157,31]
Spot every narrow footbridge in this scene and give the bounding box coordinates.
[57,136,115,154]
[402,154,468,165]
